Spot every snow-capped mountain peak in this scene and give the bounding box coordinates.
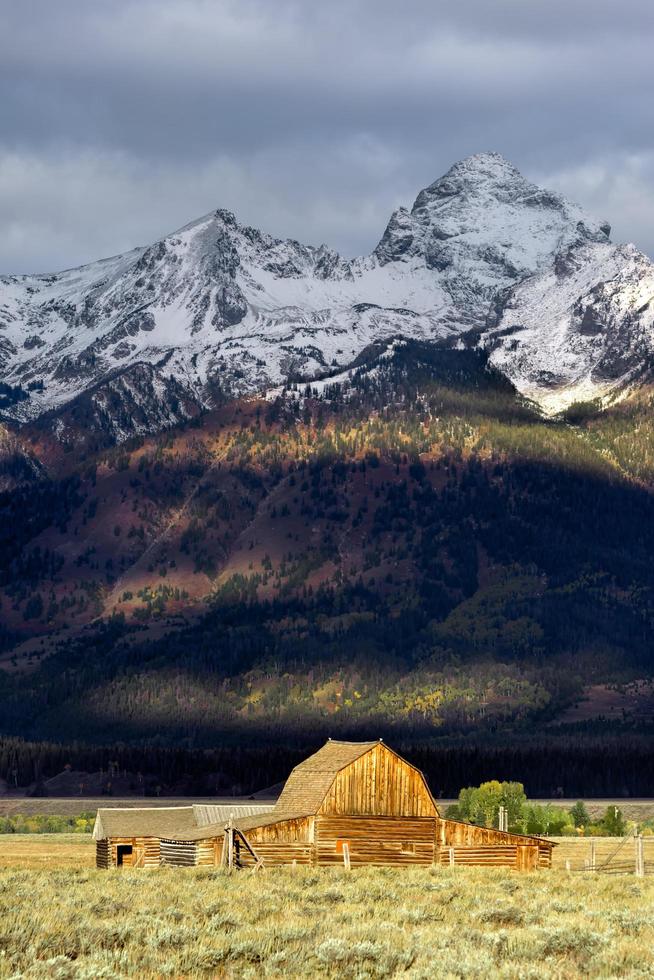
[376,151,610,275]
[1,152,653,442]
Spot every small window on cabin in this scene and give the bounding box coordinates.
[335,839,351,854]
[401,842,416,854]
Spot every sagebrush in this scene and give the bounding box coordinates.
[1,863,653,978]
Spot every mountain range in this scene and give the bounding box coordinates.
[3,151,654,448]
[2,153,654,757]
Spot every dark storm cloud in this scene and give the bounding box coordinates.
[1,0,654,272]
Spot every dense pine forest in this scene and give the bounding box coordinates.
[2,732,654,798]
[2,342,654,794]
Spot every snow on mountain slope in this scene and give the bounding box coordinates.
[1,150,652,438]
[0,207,449,427]
[482,242,654,413]
[373,152,609,324]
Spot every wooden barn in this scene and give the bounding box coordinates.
[160,740,554,870]
[93,803,273,869]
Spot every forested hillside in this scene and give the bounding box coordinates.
[1,340,654,792]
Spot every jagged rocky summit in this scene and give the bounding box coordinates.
[2,150,654,441]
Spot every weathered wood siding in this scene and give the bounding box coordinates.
[197,840,222,866]
[238,841,314,867]
[439,845,518,866]
[438,819,552,869]
[162,823,315,868]
[314,815,435,866]
[235,817,315,867]
[95,839,111,869]
[97,836,161,869]
[438,844,548,869]
[244,816,313,844]
[318,743,436,817]
[160,840,198,867]
[516,845,540,871]
[160,838,222,868]
[236,814,436,867]
[236,812,551,870]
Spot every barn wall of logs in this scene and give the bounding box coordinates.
[314,814,435,866]
[236,815,553,869]
[160,838,226,867]
[236,841,315,866]
[197,840,224,866]
[110,819,553,870]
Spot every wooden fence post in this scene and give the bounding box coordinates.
[448,847,455,867]
[565,859,571,873]
[636,835,644,877]
[227,817,234,871]
[342,842,351,871]
[590,840,596,872]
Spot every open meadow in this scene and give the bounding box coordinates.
[0,837,653,978]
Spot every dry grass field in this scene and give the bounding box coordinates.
[0,837,653,978]
[0,834,94,870]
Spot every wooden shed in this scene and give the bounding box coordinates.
[93,803,273,869]
[160,739,553,870]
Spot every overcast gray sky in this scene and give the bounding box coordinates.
[1,0,654,273]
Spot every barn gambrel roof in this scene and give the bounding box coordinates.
[274,739,381,814]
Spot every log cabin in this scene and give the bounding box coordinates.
[93,803,273,868]
[160,740,554,870]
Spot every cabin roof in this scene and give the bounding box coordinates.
[93,806,197,841]
[93,803,274,840]
[275,739,381,814]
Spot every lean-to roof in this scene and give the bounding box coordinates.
[162,809,312,842]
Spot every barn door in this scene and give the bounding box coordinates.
[515,845,539,871]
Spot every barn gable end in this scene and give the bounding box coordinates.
[318,741,437,817]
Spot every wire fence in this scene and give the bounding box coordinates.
[551,832,654,876]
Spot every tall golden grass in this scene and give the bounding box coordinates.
[0,837,652,977]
